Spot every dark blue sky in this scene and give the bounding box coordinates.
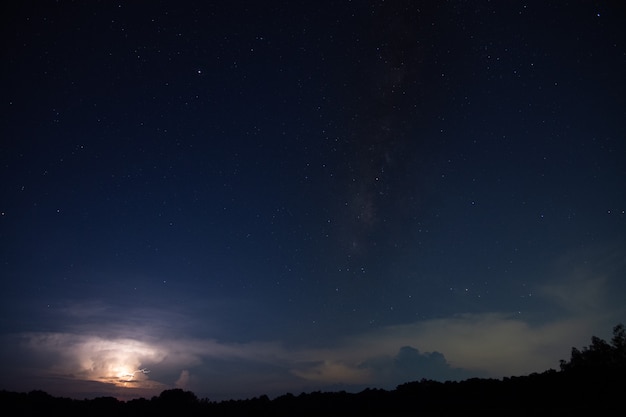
[1,0,624,401]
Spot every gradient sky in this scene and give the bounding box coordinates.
[1,0,625,401]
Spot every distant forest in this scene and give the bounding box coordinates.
[3,324,624,416]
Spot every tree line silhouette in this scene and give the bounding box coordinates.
[2,324,624,416]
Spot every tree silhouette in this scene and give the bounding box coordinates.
[156,388,199,405]
[152,388,200,417]
[560,323,626,374]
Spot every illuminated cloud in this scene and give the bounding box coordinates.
[21,333,167,389]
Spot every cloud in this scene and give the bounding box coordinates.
[278,312,598,390]
[539,247,625,318]
[4,311,601,398]
[538,240,626,316]
[290,360,370,385]
[19,333,167,388]
[288,345,471,390]
[360,346,473,387]
[3,330,297,399]
[175,370,190,389]
[3,248,622,401]
[348,313,600,377]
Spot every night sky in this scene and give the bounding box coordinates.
[1,0,625,401]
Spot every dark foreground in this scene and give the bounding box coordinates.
[3,324,624,416]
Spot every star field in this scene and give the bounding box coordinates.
[1,0,624,401]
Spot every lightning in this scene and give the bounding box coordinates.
[121,368,150,382]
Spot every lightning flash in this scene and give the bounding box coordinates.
[121,367,150,382]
